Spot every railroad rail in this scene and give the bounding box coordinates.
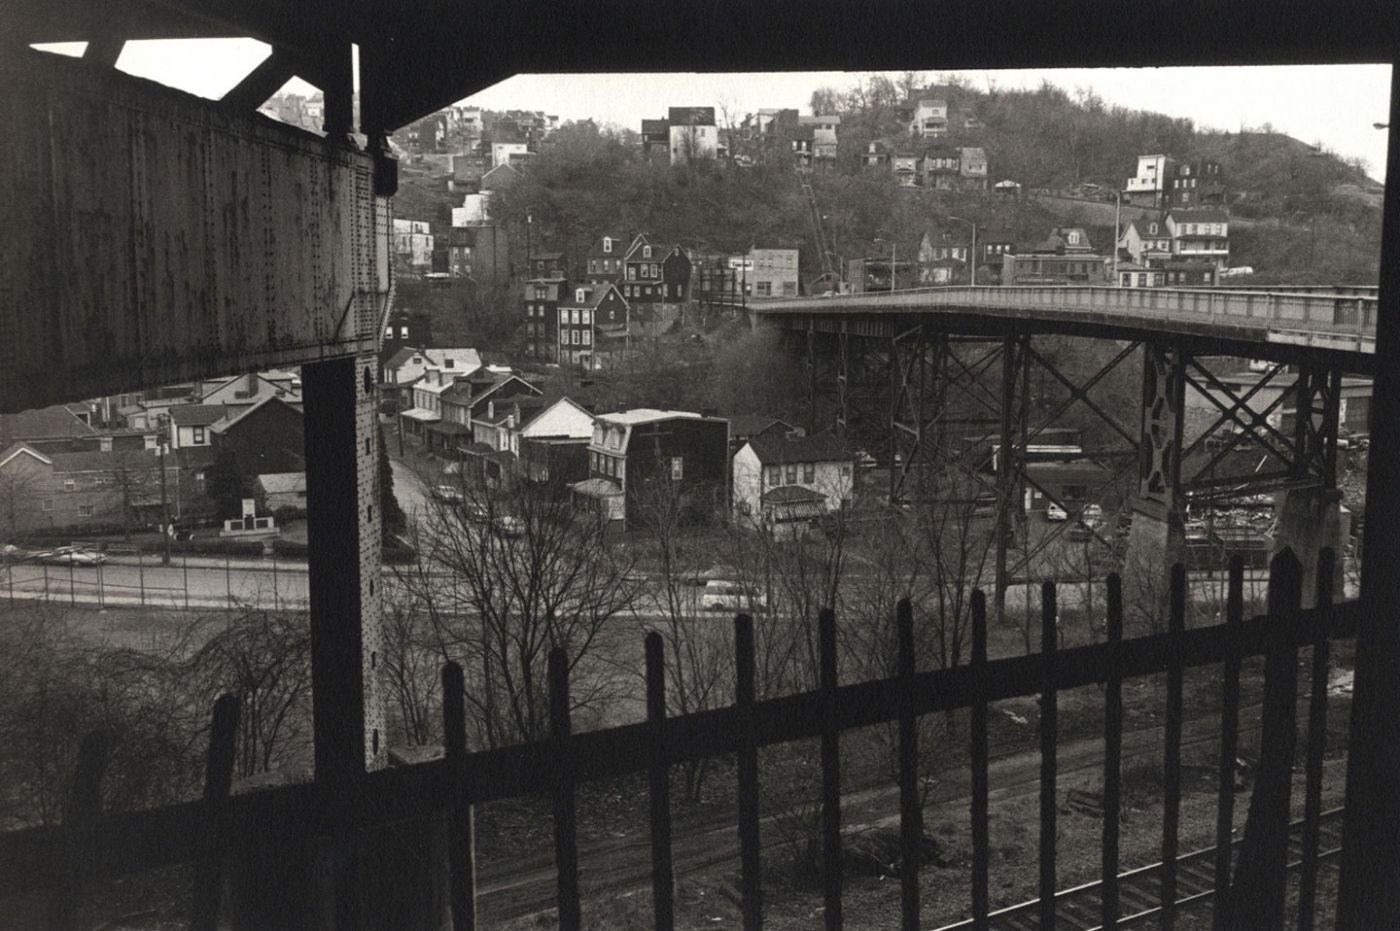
[934,807,1345,930]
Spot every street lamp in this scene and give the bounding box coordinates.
[947,215,978,286]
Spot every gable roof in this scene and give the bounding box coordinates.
[1168,208,1229,224]
[256,472,306,494]
[560,282,627,309]
[0,405,99,443]
[1127,217,1169,239]
[168,403,230,427]
[728,414,797,438]
[210,395,302,435]
[747,432,852,465]
[588,233,630,258]
[0,442,53,470]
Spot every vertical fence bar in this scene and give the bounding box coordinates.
[138,548,144,606]
[1213,555,1245,928]
[645,632,675,931]
[1226,549,1302,929]
[548,647,581,930]
[896,598,919,931]
[191,694,241,931]
[1038,581,1057,931]
[970,590,990,931]
[1102,574,1123,931]
[1298,547,1335,931]
[183,548,189,611]
[819,607,843,930]
[735,613,762,931]
[46,730,110,931]
[226,549,232,609]
[68,559,75,605]
[442,662,476,931]
[1161,563,1187,929]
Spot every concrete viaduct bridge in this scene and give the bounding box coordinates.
[753,285,1376,621]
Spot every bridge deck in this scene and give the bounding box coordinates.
[754,286,1376,370]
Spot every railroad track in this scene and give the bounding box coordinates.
[934,807,1345,930]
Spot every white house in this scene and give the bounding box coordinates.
[1125,154,1174,205]
[909,98,948,137]
[167,403,228,450]
[733,433,854,539]
[473,396,595,457]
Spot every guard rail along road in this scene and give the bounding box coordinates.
[755,286,1377,357]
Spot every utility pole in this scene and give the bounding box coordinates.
[157,414,171,566]
[1113,190,1122,285]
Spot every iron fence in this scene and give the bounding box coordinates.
[0,547,1354,930]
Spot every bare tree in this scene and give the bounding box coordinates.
[405,475,639,747]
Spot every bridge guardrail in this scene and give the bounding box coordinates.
[756,286,1376,351]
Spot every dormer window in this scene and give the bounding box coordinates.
[1068,232,1081,244]
[643,246,652,258]
[603,238,612,253]
[576,288,586,303]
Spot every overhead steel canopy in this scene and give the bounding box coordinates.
[5,0,1399,132]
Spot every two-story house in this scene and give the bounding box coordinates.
[558,282,630,369]
[640,119,670,159]
[584,233,628,284]
[667,107,718,164]
[622,239,691,306]
[747,249,800,299]
[400,362,477,449]
[732,433,854,539]
[908,97,949,138]
[167,403,228,451]
[892,151,921,187]
[791,126,815,169]
[1166,159,1226,208]
[1001,232,1112,286]
[573,409,729,528]
[922,145,961,190]
[863,141,892,169]
[209,395,306,481]
[1117,217,1175,267]
[1165,208,1230,269]
[381,348,482,412]
[0,442,181,534]
[526,251,568,281]
[800,114,840,162]
[959,146,989,190]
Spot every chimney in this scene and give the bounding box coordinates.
[247,371,259,395]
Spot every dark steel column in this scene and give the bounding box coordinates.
[1337,64,1400,927]
[993,334,1021,626]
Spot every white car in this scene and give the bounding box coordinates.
[433,485,464,503]
[1045,503,1068,522]
[41,547,107,566]
[701,580,767,613]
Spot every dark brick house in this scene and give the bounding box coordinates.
[209,395,306,482]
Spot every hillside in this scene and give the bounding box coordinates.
[394,74,1383,292]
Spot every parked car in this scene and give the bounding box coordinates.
[1080,503,1104,524]
[41,547,107,567]
[701,579,767,613]
[433,485,464,503]
[1045,502,1068,522]
[491,515,525,537]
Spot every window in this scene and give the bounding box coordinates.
[582,310,592,324]
[193,426,205,444]
[670,457,684,480]
[571,309,581,325]
[572,330,580,345]
[643,245,652,258]
[582,329,591,345]
[100,437,112,452]
[576,288,586,302]
[785,464,797,484]
[627,266,636,280]
[604,238,613,253]
[400,326,408,338]
[78,505,94,517]
[42,499,53,512]
[803,463,815,483]
[766,466,779,488]
[756,281,772,296]
[385,326,394,338]
[64,480,75,493]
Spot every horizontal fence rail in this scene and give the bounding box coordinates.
[756,286,1377,353]
[0,549,1357,931]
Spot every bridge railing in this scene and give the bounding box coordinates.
[761,286,1377,348]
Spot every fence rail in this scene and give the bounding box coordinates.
[0,549,1355,931]
[757,285,1378,352]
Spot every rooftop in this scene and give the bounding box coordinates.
[747,432,852,464]
[597,408,711,427]
[167,403,229,426]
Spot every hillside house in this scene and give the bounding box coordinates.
[922,146,961,190]
[746,248,800,299]
[1118,217,1175,267]
[1125,154,1175,207]
[558,282,630,369]
[585,234,628,284]
[523,279,567,362]
[959,146,989,190]
[908,97,948,138]
[1165,208,1230,269]
[667,107,718,164]
[732,433,854,539]
[573,410,729,528]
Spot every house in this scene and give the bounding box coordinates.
[475,395,595,464]
[640,119,670,159]
[584,233,628,284]
[1046,227,1095,254]
[488,141,529,168]
[791,125,815,169]
[526,251,568,281]
[399,365,464,446]
[1117,261,1166,288]
[801,114,840,161]
[446,223,510,285]
[726,415,804,453]
[0,442,181,535]
[167,403,228,450]
[1125,154,1175,207]
[256,472,307,514]
[523,279,567,362]
[572,409,729,528]
[558,282,630,368]
[919,229,971,265]
[746,248,800,299]
[732,433,854,539]
[1166,158,1226,207]
[621,238,691,305]
[959,146,988,190]
[1117,217,1174,267]
[978,231,1016,274]
[0,404,99,454]
[863,141,892,169]
[892,151,921,187]
[908,97,949,138]
[392,219,434,276]
[380,310,433,361]
[380,348,481,411]
[667,107,718,164]
[198,370,303,413]
[1160,260,1220,287]
[210,395,306,479]
[992,179,1022,198]
[921,145,961,190]
[1165,208,1230,269]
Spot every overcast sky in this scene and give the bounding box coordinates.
[41,39,1394,182]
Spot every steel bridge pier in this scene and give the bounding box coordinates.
[792,318,1352,627]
